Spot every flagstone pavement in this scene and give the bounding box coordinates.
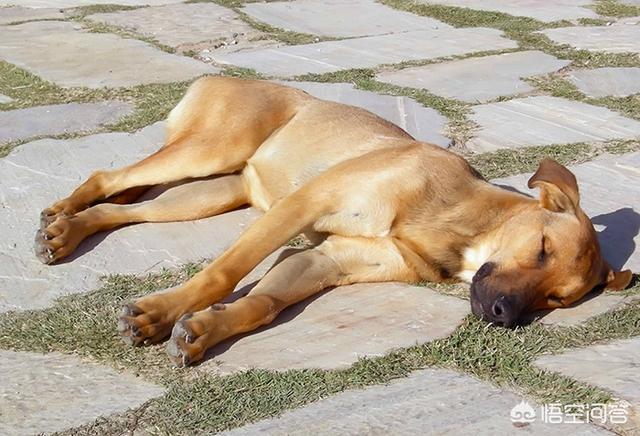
[0,0,639,434]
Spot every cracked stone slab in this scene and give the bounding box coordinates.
[0,101,134,145]
[213,27,517,77]
[280,81,450,146]
[224,368,609,435]
[467,96,640,152]
[541,23,640,54]
[494,153,640,324]
[0,93,13,104]
[0,350,163,436]
[242,0,450,38]
[0,123,262,312]
[87,3,265,54]
[0,21,216,88]
[535,337,640,432]
[567,67,640,98]
[377,50,570,103]
[201,283,469,373]
[418,0,599,22]
[0,5,64,24]
[0,0,183,7]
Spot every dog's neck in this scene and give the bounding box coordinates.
[394,180,535,283]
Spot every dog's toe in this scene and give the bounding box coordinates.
[34,229,58,265]
[166,316,204,368]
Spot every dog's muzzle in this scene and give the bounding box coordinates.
[470,262,522,328]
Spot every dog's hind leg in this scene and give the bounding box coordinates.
[35,175,247,264]
[40,132,258,227]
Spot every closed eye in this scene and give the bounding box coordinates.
[538,235,546,264]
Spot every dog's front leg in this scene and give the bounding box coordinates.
[118,184,333,346]
[165,236,417,366]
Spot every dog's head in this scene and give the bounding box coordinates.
[470,158,632,327]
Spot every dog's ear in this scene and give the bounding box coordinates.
[527,158,579,214]
[601,261,633,291]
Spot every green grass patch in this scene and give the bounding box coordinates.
[66,4,142,19]
[592,0,640,17]
[468,139,640,180]
[0,269,636,434]
[528,73,640,121]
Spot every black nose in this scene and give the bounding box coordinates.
[489,295,516,328]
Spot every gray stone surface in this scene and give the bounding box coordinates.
[419,0,598,22]
[0,93,13,104]
[0,123,262,312]
[0,101,133,145]
[224,368,609,435]
[0,0,182,7]
[567,67,640,98]
[213,27,517,77]
[88,3,262,52]
[467,96,640,152]
[242,0,450,37]
[0,21,216,88]
[620,0,640,4]
[377,50,570,103]
[202,283,469,373]
[280,81,451,146]
[0,5,63,24]
[495,152,640,274]
[534,293,634,326]
[0,350,163,436]
[536,337,640,432]
[541,23,640,54]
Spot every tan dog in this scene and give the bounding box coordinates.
[35,77,632,366]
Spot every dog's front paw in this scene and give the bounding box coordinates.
[117,294,180,346]
[34,215,85,264]
[166,304,229,367]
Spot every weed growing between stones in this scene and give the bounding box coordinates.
[0,270,636,435]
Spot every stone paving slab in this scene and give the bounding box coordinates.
[213,27,517,77]
[280,81,451,146]
[376,50,570,103]
[0,21,216,88]
[224,368,609,435]
[467,96,640,152]
[418,0,599,22]
[0,5,63,24]
[0,93,13,104]
[535,337,640,432]
[541,23,640,54]
[567,67,640,98]
[0,123,262,312]
[202,282,469,373]
[88,3,262,53]
[0,0,183,7]
[242,0,450,38]
[496,153,640,325]
[0,101,133,145]
[0,350,163,436]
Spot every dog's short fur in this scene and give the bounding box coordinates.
[36,77,632,366]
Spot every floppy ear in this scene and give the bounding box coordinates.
[527,158,580,214]
[602,262,633,291]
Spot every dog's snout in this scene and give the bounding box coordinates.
[488,295,517,328]
[475,262,495,281]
